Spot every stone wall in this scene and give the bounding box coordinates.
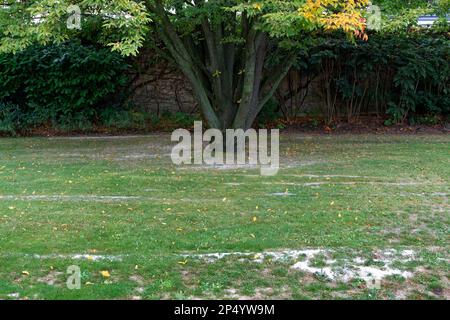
[129,57,198,115]
[130,64,324,116]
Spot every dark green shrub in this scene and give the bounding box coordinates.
[171,112,198,128]
[0,42,129,129]
[0,103,21,135]
[0,102,49,134]
[100,107,148,130]
[159,111,199,128]
[55,112,94,132]
[295,32,449,124]
[409,114,441,126]
[258,98,282,126]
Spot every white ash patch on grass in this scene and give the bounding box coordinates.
[28,253,124,262]
[177,160,324,172]
[269,192,296,196]
[291,249,415,282]
[280,160,326,169]
[177,164,260,171]
[224,182,243,186]
[326,181,429,186]
[181,249,325,263]
[181,251,252,263]
[403,192,450,197]
[55,141,173,162]
[183,248,420,283]
[0,195,142,202]
[115,153,172,161]
[262,181,357,187]
[289,174,375,179]
[263,181,433,187]
[374,181,438,186]
[49,134,167,141]
[431,192,450,197]
[0,194,214,203]
[58,151,171,161]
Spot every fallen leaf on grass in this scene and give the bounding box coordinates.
[100,271,111,278]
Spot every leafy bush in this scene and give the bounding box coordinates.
[158,111,199,128]
[0,42,129,130]
[257,98,281,126]
[100,107,148,130]
[0,102,49,134]
[409,114,441,126]
[297,32,450,124]
[0,103,21,135]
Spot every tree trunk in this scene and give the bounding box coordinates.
[151,1,295,130]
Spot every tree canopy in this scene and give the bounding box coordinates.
[0,1,370,55]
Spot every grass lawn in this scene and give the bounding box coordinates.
[0,134,448,300]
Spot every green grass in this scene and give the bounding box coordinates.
[0,134,448,300]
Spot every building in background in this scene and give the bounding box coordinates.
[418,15,450,27]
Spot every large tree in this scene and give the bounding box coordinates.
[1,0,369,130]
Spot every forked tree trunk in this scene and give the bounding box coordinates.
[152,1,294,130]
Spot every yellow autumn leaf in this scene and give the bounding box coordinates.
[100,270,111,278]
[253,3,262,11]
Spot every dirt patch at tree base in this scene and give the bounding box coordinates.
[1,117,449,138]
